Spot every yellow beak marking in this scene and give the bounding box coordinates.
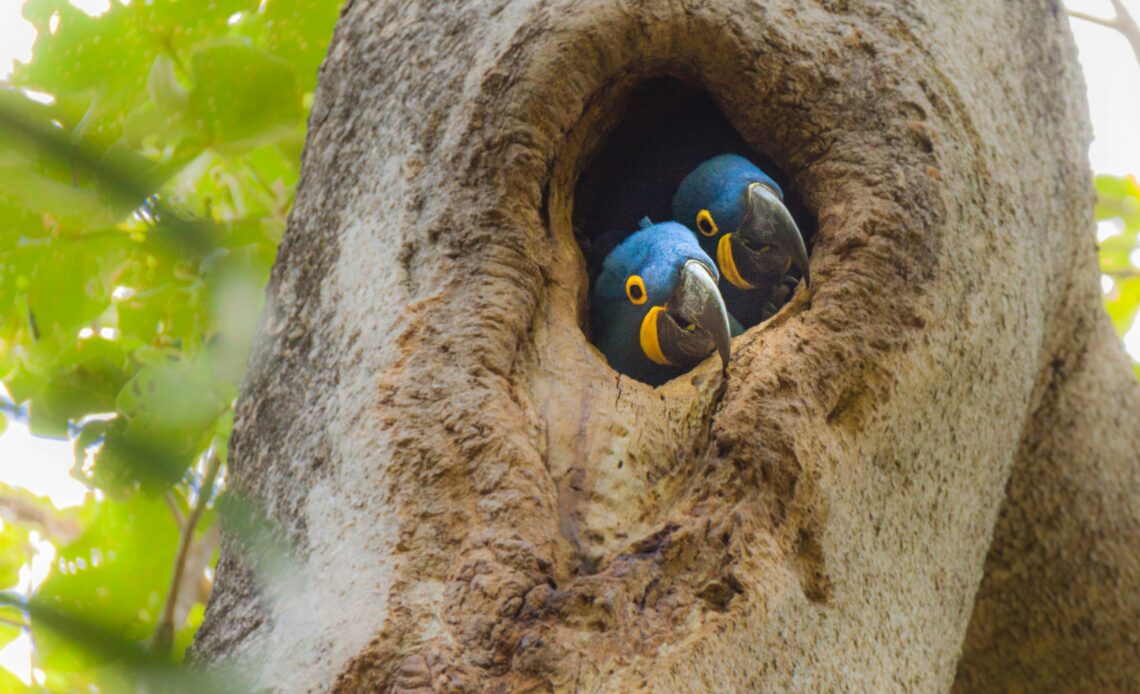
[717,234,756,290]
[640,306,672,366]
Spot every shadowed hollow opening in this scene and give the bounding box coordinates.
[574,78,817,383]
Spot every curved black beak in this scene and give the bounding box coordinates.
[653,260,732,373]
[738,182,811,288]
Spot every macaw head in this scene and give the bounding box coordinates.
[672,154,811,296]
[591,221,732,386]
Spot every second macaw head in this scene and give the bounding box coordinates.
[591,221,732,386]
[672,154,810,325]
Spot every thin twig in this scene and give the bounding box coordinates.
[1069,9,1120,28]
[1069,1,1140,65]
[151,450,222,655]
[164,491,185,530]
[1113,0,1140,64]
[0,616,28,630]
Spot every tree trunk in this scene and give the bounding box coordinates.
[192,0,1140,691]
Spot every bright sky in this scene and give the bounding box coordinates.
[0,0,1138,681]
[1068,0,1140,176]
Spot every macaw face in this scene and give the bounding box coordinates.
[672,154,810,294]
[591,222,732,385]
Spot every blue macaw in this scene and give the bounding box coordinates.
[672,154,811,329]
[591,220,732,386]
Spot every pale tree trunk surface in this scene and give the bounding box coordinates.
[191,0,1140,691]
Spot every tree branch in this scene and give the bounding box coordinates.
[164,491,185,530]
[151,450,222,655]
[1069,1,1140,65]
[1113,0,1140,64]
[1069,9,1120,28]
[1106,269,1140,278]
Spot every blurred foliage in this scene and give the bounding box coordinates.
[1095,174,1140,380]
[0,0,341,690]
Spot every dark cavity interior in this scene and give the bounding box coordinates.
[574,78,816,279]
[573,78,816,381]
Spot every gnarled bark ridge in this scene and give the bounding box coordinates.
[192,0,1140,691]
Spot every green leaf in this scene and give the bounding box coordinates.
[146,54,189,116]
[8,592,236,693]
[116,358,225,431]
[0,521,32,590]
[173,601,206,659]
[261,0,344,93]
[0,88,177,221]
[115,283,207,350]
[0,149,118,230]
[23,235,135,340]
[73,418,112,481]
[85,357,227,492]
[30,494,177,676]
[1095,174,1140,231]
[15,0,259,143]
[1106,276,1140,338]
[33,338,130,434]
[93,418,196,493]
[0,655,28,692]
[188,39,302,152]
[2,360,42,407]
[0,0,345,684]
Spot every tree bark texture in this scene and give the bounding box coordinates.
[192,0,1140,691]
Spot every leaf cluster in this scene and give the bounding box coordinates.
[0,0,340,689]
[1095,174,1140,380]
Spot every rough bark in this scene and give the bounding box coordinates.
[192,0,1140,691]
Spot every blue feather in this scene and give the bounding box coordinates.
[672,154,797,328]
[591,222,721,385]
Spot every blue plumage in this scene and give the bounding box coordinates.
[591,221,731,386]
[672,154,810,329]
[672,154,783,237]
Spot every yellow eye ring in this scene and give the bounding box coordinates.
[626,275,648,305]
[696,209,718,237]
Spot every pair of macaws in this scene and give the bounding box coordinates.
[591,154,811,385]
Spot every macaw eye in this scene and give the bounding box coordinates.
[626,275,648,304]
[696,209,718,237]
